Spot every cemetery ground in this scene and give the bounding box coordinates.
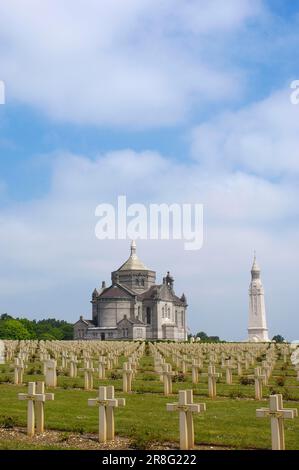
[0,350,298,450]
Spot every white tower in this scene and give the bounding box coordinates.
[248,254,270,342]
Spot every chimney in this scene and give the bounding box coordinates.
[102,281,106,288]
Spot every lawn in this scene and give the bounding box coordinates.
[0,353,298,450]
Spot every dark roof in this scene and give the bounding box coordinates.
[139,284,185,305]
[117,316,147,326]
[73,318,95,327]
[98,284,135,300]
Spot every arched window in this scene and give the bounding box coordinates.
[135,278,140,286]
[167,308,170,319]
[146,307,151,324]
[141,279,145,286]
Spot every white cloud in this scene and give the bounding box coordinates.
[0,146,298,340]
[0,0,262,127]
[191,88,299,177]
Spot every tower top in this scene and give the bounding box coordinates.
[117,240,149,271]
[251,252,261,274]
[131,239,136,256]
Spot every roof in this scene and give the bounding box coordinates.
[74,318,95,327]
[117,316,147,326]
[251,254,261,272]
[140,284,185,305]
[98,284,135,299]
[117,240,149,271]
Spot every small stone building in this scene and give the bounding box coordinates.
[74,241,187,341]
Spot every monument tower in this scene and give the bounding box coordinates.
[248,254,270,342]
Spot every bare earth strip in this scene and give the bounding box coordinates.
[0,427,232,450]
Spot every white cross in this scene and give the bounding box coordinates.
[80,359,95,390]
[249,367,266,400]
[45,359,57,388]
[162,363,174,396]
[222,360,235,385]
[256,394,298,450]
[202,365,221,399]
[122,362,133,393]
[98,356,107,379]
[88,386,125,442]
[18,381,54,436]
[167,390,206,450]
[191,360,201,384]
[14,357,25,385]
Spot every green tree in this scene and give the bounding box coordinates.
[0,319,31,340]
[0,313,13,321]
[195,331,208,340]
[0,314,74,340]
[272,334,285,343]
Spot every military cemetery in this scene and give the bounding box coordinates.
[0,338,298,450]
[0,244,298,451]
[1,2,299,462]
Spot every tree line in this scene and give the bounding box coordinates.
[0,314,73,340]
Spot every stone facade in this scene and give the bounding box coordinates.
[247,254,270,342]
[74,241,188,341]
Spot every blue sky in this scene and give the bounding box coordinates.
[0,0,299,340]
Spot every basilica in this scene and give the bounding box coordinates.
[73,241,188,341]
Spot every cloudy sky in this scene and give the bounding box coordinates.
[0,0,299,340]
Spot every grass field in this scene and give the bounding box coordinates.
[0,354,298,450]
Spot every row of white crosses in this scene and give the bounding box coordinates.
[16,381,298,450]
[167,391,298,451]
[152,343,224,398]
[153,342,293,398]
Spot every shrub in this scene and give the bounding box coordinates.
[269,387,279,395]
[275,376,286,387]
[282,388,290,401]
[0,375,12,383]
[0,416,17,429]
[172,373,186,383]
[74,425,85,435]
[110,371,122,380]
[239,376,254,386]
[142,373,156,381]
[131,436,149,450]
[229,390,245,399]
